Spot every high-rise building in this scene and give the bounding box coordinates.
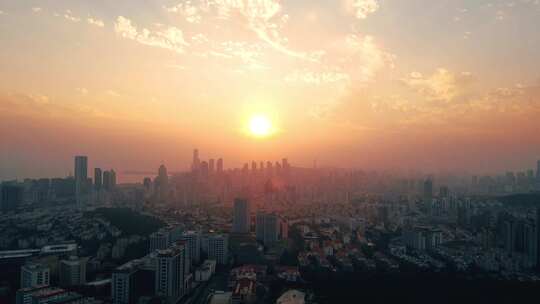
[102,169,117,191]
[94,168,102,190]
[192,149,200,172]
[155,244,187,303]
[74,156,88,184]
[256,212,287,246]
[233,198,250,234]
[217,158,223,174]
[155,165,169,201]
[200,161,209,178]
[209,159,215,174]
[181,231,201,264]
[207,234,228,265]
[149,230,171,253]
[1,183,23,213]
[537,160,540,181]
[112,262,139,304]
[74,156,88,203]
[59,256,87,287]
[20,263,50,289]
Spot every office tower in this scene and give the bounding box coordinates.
[74,156,88,184]
[209,159,215,174]
[439,186,449,198]
[143,177,152,192]
[112,262,139,304]
[251,161,257,172]
[74,156,88,204]
[155,244,186,303]
[1,183,23,213]
[200,161,209,178]
[149,230,171,253]
[155,165,169,201]
[181,231,201,264]
[20,263,50,289]
[207,234,228,265]
[217,158,223,174]
[103,171,111,191]
[423,178,433,200]
[537,160,540,181]
[101,169,117,191]
[59,256,87,287]
[110,169,117,188]
[94,168,102,190]
[233,198,250,234]
[192,149,200,172]
[256,212,284,245]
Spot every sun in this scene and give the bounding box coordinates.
[248,115,273,137]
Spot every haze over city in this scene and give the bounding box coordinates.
[2,1,540,304]
[1,0,540,181]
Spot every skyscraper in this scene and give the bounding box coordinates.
[20,263,50,289]
[256,212,280,245]
[207,234,228,265]
[59,256,87,287]
[233,198,250,234]
[155,244,187,303]
[181,231,201,264]
[74,156,88,184]
[217,158,223,174]
[74,156,88,205]
[1,183,23,213]
[537,160,540,180]
[102,169,117,191]
[192,149,200,172]
[94,168,102,190]
[209,159,215,174]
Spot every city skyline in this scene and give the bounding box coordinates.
[1,1,540,180]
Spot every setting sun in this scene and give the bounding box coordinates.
[248,115,273,137]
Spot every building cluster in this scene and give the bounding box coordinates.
[0,156,117,213]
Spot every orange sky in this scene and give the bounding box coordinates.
[0,1,540,180]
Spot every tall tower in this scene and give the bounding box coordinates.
[192,149,200,172]
[94,168,102,190]
[74,156,88,207]
[537,160,540,180]
[155,244,186,303]
[233,198,250,234]
[217,158,223,174]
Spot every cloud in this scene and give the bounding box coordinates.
[164,2,203,24]
[348,0,379,19]
[64,10,81,22]
[87,18,105,27]
[345,34,395,81]
[106,90,121,97]
[32,7,42,13]
[114,16,189,54]
[402,69,474,102]
[76,88,89,95]
[0,10,4,15]
[285,70,350,85]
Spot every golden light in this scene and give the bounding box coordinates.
[248,115,273,137]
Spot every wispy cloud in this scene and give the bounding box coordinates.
[87,17,105,27]
[114,16,189,54]
[402,69,474,103]
[348,0,379,19]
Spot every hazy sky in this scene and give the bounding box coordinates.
[1,0,540,181]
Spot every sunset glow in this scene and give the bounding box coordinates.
[248,115,273,138]
[0,0,539,179]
